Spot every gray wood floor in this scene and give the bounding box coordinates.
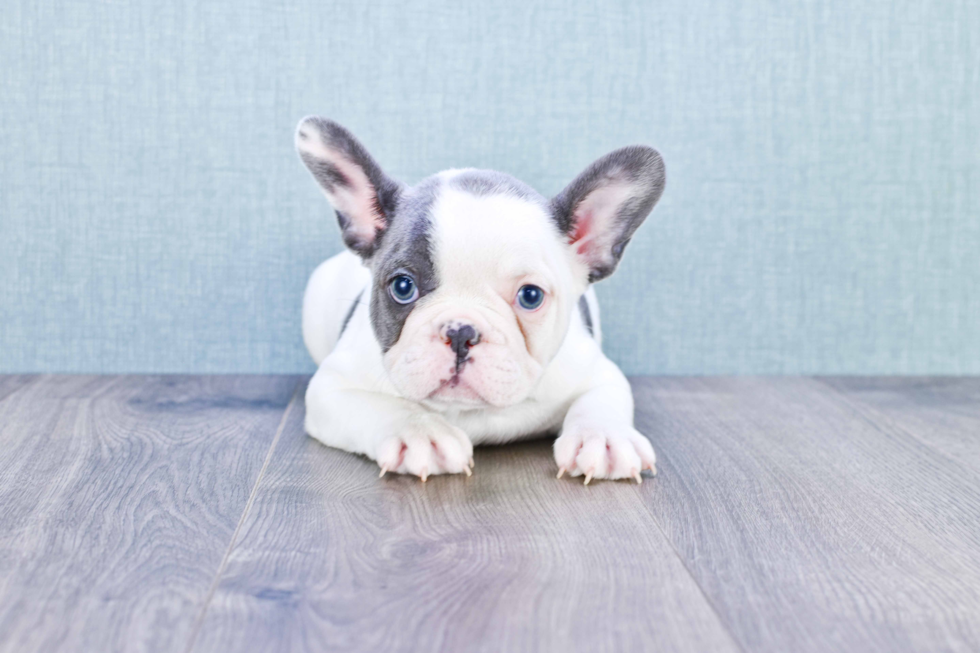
[0,376,978,652]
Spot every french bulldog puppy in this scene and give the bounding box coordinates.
[296,117,665,484]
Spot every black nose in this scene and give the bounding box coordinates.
[446,324,479,362]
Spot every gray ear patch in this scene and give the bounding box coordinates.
[295,136,351,191]
[552,146,666,282]
[295,117,403,258]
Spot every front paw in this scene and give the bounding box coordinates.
[554,423,657,484]
[376,414,474,481]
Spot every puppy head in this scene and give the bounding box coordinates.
[296,117,665,409]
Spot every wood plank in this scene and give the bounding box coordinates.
[0,375,300,653]
[632,377,980,653]
[820,377,980,474]
[0,374,39,404]
[190,383,740,653]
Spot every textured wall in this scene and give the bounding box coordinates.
[1,0,978,374]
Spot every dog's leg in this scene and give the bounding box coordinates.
[553,358,656,484]
[304,367,473,481]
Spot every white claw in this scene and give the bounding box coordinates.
[464,465,472,477]
[557,467,566,479]
[584,470,594,486]
[632,469,642,485]
[468,457,475,469]
[420,468,429,483]
[379,465,388,478]
[649,464,658,476]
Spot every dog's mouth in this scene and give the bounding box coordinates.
[427,366,487,406]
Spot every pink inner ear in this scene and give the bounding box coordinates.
[330,155,386,237]
[567,178,635,265]
[569,208,596,256]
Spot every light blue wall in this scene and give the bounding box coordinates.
[1,0,978,374]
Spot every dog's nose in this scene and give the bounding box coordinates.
[446,324,480,361]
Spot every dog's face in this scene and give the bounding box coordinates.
[296,117,665,409]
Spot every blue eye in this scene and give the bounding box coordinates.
[517,284,545,310]
[389,275,419,304]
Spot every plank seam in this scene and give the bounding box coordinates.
[628,378,748,652]
[181,378,304,653]
[640,499,749,653]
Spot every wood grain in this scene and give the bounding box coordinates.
[0,374,38,404]
[633,376,980,653]
[0,375,300,653]
[820,377,980,474]
[3,375,979,652]
[189,383,740,653]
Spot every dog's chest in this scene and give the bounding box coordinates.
[440,394,573,445]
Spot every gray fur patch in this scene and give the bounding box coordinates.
[368,176,443,352]
[551,146,666,282]
[297,152,350,190]
[578,294,594,337]
[339,288,365,338]
[449,169,547,206]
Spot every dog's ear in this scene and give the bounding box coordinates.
[552,146,665,282]
[295,117,402,258]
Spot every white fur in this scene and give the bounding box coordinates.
[302,191,655,481]
[302,252,370,364]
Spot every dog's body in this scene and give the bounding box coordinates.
[297,118,665,483]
